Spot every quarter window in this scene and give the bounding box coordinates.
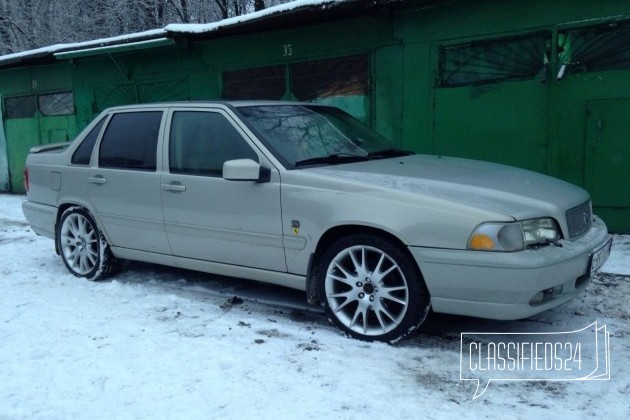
[72,117,107,165]
[169,111,257,177]
[99,112,162,171]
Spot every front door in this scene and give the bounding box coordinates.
[161,108,286,272]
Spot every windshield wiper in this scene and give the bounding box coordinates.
[367,148,415,158]
[294,153,368,168]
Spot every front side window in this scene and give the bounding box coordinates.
[72,117,107,165]
[99,111,162,171]
[439,32,550,87]
[169,111,258,177]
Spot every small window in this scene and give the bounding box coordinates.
[223,65,286,100]
[72,117,107,165]
[169,111,258,177]
[99,112,162,171]
[291,55,369,100]
[439,32,550,87]
[38,92,74,116]
[4,96,36,119]
[559,20,630,75]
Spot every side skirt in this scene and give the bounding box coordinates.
[111,246,307,291]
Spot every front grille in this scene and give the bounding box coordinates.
[566,200,592,238]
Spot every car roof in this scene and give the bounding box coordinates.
[102,100,319,112]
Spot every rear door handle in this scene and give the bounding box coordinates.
[87,175,107,185]
[161,182,186,193]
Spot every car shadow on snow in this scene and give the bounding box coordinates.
[108,260,623,347]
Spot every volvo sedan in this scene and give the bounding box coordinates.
[22,102,611,342]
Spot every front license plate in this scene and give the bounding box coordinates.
[590,237,612,275]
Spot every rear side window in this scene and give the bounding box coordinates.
[71,117,106,165]
[99,111,162,171]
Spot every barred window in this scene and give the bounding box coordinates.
[4,92,75,119]
[223,65,286,100]
[558,20,630,76]
[38,92,74,116]
[4,95,37,119]
[291,55,368,100]
[439,32,550,87]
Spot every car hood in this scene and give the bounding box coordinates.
[307,154,589,220]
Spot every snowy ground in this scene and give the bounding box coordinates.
[1,193,628,419]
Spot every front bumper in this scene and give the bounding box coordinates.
[409,216,610,320]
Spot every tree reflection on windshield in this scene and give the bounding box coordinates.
[237,105,394,167]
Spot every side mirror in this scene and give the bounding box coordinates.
[223,159,270,183]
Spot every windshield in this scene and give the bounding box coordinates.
[236,105,399,168]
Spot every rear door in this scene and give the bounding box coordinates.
[87,109,170,254]
[161,107,286,272]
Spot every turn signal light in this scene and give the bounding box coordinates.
[469,234,495,250]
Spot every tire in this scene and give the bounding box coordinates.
[318,234,431,342]
[56,207,123,280]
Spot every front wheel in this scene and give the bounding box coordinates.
[318,234,431,342]
[56,207,123,280]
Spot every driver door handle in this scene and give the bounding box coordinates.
[87,175,107,185]
[161,182,186,193]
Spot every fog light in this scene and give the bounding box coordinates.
[529,285,563,306]
[530,291,544,305]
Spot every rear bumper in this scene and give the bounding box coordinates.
[22,200,57,239]
[409,216,610,320]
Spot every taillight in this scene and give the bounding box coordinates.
[24,168,29,192]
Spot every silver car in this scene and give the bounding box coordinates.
[22,102,611,342]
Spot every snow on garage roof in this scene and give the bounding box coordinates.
[165,0,341,34]
[0,0,348,68]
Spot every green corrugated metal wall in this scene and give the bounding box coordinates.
[1,0,629,232]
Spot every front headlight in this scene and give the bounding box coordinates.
[468,218,561,252]
[522,218,561,247]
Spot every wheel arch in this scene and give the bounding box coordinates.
[54,201,107,254]
[305,224,425,305]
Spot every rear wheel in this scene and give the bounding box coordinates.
[56,207,123,280]
[318,234,431,342]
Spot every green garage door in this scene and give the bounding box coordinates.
[93,80,188,114]
[3,92,77,192]
[434,31,550,173]
[585,98,630,207]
